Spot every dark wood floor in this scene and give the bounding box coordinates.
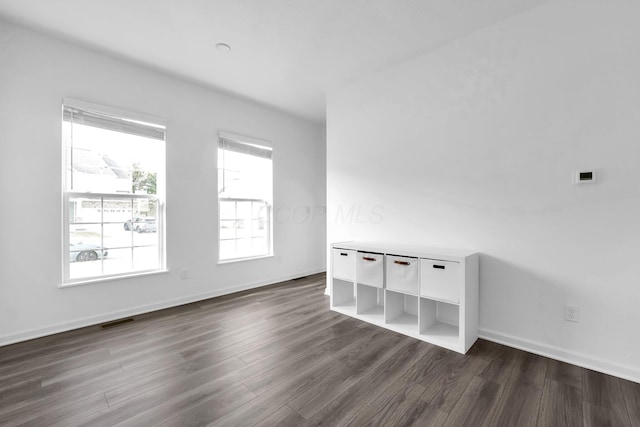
[1,273,639,427]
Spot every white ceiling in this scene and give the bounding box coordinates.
[0,0,547,124]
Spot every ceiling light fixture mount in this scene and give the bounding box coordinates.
[215,42,231,52]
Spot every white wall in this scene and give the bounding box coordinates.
[327,0,640,382]
[0,20,326,345]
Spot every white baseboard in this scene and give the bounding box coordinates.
[480,327,640,384]
[0,268,325,348]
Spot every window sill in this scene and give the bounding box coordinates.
[218,254,275,265]
[60,269,169,288]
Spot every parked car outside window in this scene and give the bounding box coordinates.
[70,243,108,262]
[135,218,157,233]
[123,217,144,231]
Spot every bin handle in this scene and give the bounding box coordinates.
[362,256,376,262]
[340,252,348,256]
[433,265,445,269]
[394,260,410,266]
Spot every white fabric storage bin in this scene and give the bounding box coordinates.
[332,248,356,281]
[356,251,384,288]
[420,259,460,303]
[386,255,418,295]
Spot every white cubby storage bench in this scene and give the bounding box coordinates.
[330,242,479,354]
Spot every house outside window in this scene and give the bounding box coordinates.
[62,99,166,284]
[218,132,273,261]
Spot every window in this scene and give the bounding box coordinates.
[218,133,273,261]
[62,99,166,284]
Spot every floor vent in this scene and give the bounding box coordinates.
[100,317,134,329]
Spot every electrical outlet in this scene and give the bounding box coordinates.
[564,305,579,322]
[180,268,190,280]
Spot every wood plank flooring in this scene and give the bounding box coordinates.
[1,273,639,426]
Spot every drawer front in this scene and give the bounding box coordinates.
[356,252,384,288]
[386,255,419,295]
[420,259,460,303]
[332,248,355,281]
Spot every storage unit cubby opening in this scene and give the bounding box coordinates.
[356,284,384,323]
[385,290,419,334]
[419,298,460,347]
[332,278,355,308]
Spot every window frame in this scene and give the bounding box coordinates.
[217,131,273,263]
[61,98,167,286]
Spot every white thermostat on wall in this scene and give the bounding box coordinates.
[574,169,597,184]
